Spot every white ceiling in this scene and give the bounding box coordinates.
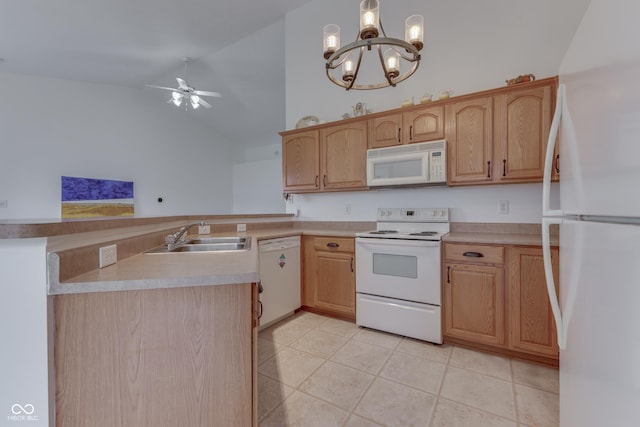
[0,0,311,86]
[0,0,314,152]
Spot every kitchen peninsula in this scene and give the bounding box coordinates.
[1,214,557,426]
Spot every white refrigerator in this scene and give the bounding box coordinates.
[541,0,640,426]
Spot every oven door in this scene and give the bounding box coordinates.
[355,237,441,305]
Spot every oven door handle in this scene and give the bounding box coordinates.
[356,237,440,248]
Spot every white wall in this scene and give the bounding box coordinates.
[282,0,586,223]
[232,147,285,213]
[286,182,560,223]
[0,72,234,220]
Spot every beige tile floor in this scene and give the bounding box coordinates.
[258,311,559,427]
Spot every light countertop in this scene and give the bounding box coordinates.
[47,227,366,295]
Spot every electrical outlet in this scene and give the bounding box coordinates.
[198,225,211,234]
[99,244,117,268]
[498,200,510,214]
[345,203,351,215]
[0,200,7,208]
[237,223,247,232]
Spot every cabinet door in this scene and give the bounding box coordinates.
[369,114,402,148]
[446,97,494,185]
[320,121,368,190]
[495,84,553,181]
[444,263,505,346]
[282,130,320,192]
[508,246,560,357]
[403,105,445,144]
[315,251,356,317]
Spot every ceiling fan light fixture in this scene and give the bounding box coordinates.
[190,95,200,109]
[171,91,183,106]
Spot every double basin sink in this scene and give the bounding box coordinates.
[146,236,251,254]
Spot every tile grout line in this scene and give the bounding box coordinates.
[510,358,521,424]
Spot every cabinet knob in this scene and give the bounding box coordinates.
[502,159,507,177]
[397,127,401,143]
[447,265,451,283]
[326,242,340,248]
[554,154,560,173]
[487,161,491,179]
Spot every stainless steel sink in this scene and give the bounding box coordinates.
[145,236,251,254]
[185,237,249,245]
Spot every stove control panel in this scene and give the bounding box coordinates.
[377,208,449,222]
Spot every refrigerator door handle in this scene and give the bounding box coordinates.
[542,217,566,350]
[542,84,565,217]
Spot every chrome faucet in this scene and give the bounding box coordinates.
[166,221,205,250]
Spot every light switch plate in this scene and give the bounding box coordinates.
[498,200,510,214]
[237,223,247,232]
[198,225,211,234]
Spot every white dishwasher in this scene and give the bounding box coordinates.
[258,236,301,330]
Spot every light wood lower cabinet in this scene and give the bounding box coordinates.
[444,243,506,347]
[302,236,356,320]
[445,263,506,346]
[54,283,257,427]
[443,242,559,362]
[508,246,560,357]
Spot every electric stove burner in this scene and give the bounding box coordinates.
[369,230,398,234]
[408,231,439,236]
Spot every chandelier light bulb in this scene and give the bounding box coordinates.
[405,15,424,51]
[383,48,400,79]
[342,59,355,82]
[359,0,380,39]
[323,24,341,59]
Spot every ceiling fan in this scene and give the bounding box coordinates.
[146,57,221,110]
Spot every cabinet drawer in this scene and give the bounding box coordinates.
[445,243,504,265]
[313,237,354,253]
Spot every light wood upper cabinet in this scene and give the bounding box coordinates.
[369,114,402,148]
[281,76,559,192]
[446,97,494,185]
[508,246,560,357]
[495,83,554,182]
[368,105,444,149]
[320,121,368,190]
[282,129,320,192]
[403,105,445,144]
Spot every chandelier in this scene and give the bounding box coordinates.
[323,0,423,90]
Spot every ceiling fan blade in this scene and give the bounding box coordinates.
[193,90,222,98]
[176,78,189,90]
[146,84,178,92]
[198,98,212,109]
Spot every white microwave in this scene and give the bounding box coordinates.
[366,140,447,187]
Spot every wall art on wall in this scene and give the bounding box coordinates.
[61,176,134,218]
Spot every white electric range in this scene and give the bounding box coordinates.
[355,208,450,344]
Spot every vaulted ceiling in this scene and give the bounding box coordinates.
[0,0,315,152]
